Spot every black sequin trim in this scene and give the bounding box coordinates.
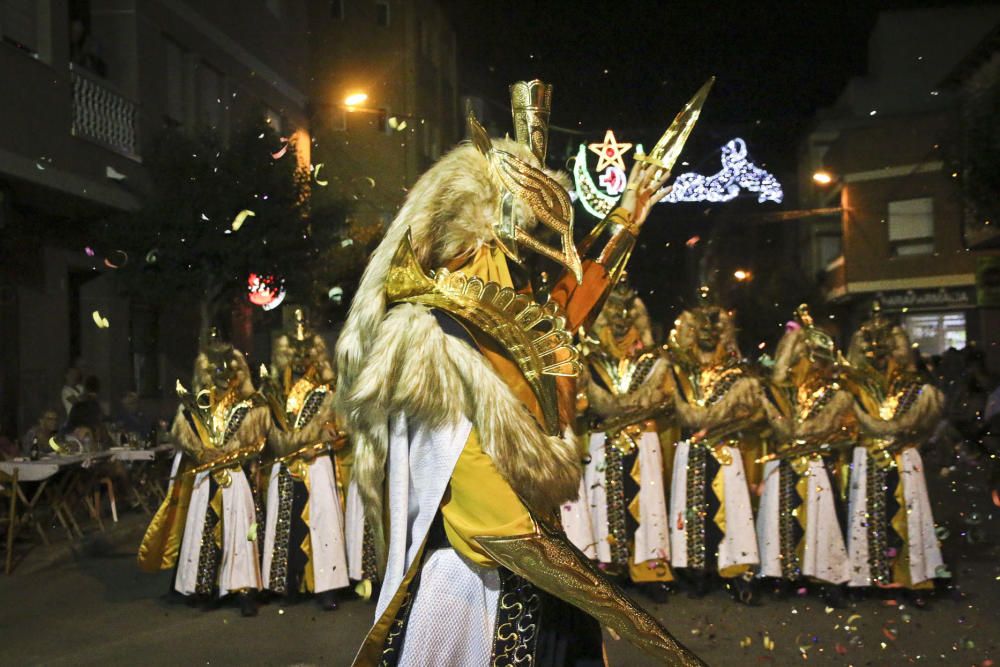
[491,569,542,666]
[267,466,295,594]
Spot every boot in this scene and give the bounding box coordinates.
[821,584,846,609]
[318,589,339,611]
[238,590,258,617]
[636,582,671,604]
[729,576,759,606]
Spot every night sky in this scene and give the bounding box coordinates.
[441,0,985,140]
[438,0,990,347]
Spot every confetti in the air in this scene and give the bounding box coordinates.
[232,209,255,231]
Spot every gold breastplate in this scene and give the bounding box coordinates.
[385,230,579,434]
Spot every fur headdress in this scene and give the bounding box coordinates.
[271,333,336,385]
[668,306,740,364]
[192,340,255,399]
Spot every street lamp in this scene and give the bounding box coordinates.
[812,170,834,185]
[344,92,369,109]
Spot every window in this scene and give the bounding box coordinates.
[888,197,934,256]
[2,0,38,54]
[817,233,842,268]
[164,36,187,123]
[901,312,966,356]
[330,0,343,19]
[375,1,390,27]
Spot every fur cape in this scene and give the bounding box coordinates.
[171,347,269,458]
[844,323,944,440]
[766,327,855,442]
[267,336,338,457]
[335,140,581,560]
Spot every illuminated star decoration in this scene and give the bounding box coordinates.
[588,129,632,172]
[663,138,783,204]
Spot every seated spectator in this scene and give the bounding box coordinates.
[60,367,84,419]
[114,391,152,443]
[0,429,19,460]
[20,409,60,458]
[65,376,108,450]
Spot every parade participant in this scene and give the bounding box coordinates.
[138,331,270,617]
[667,294,763,602]
[259,309,349,611]
[756,306,855,604]
[579,276,674,601]
[844,304,946,604]
[336,79,710,665]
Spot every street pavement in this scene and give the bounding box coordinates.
[2,448,999,666]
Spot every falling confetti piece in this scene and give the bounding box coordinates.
[85,247,95,257]
[846,613,862,626]
[935,565,952,578]
[354,579,372,600]
[882,621,898,641]
[740,637,752,649]
[341,238,353,247]
[92,311,110,328]
[246,522,258,542]
[763,635,775,651]
[834,643,847,656]
[103,250,128,269]
[232,209,255,231]
[271,137,289,159]
[607,628,621,641]
[145,249,158,264]
[686,235,701,247]
[365,176,376,188]
[278,608,285,615]
[313,162,328,186]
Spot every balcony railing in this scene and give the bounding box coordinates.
[70,65,139,159]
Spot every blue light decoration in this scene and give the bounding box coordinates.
[572,135,783,219]
[663,138,783,204]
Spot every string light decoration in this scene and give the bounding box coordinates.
[572,134,783,218]
[572,143,617,218]
[663,138,783,204]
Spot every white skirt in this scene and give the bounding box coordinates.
[669,440,759,572]
[262,455,350,593]
[583,430,670,566]
[396,548,501,667]
[174,467,261,596]
[846,446,944,587]
[756,458,849,584]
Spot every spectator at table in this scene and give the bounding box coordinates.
[0,428,19,460]
[114,391,152,443]
[20,409,60,458]
[65,375,108,450]
[60,367,84,419]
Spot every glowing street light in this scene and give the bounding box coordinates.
[812,170,834,185]
[344,92,368,108]
[733,269,752,282]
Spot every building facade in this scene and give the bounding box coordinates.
[0,0,311,434]
[306,0,459,231]
[797,7,1000,360]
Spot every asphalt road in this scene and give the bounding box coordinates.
[2,448,998,666]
